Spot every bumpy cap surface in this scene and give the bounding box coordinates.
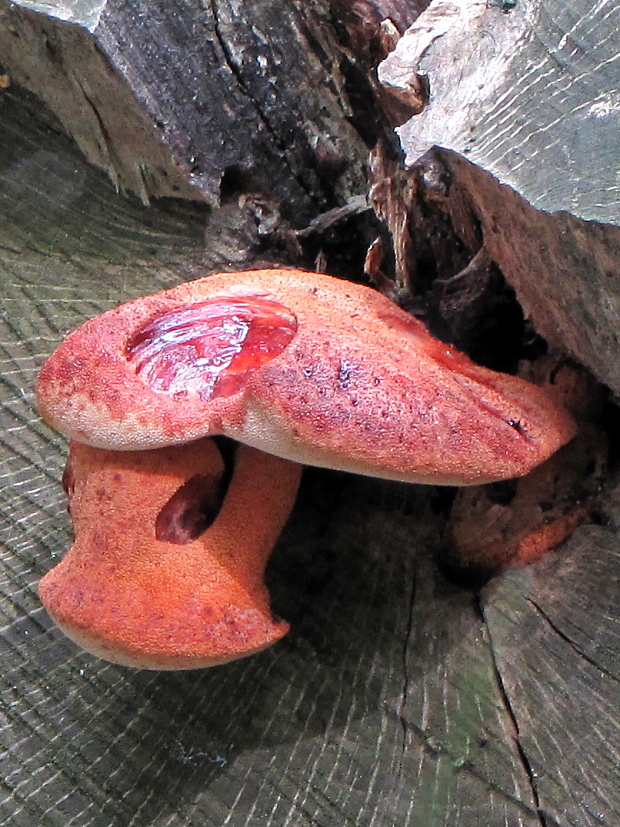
[37,269,577,485]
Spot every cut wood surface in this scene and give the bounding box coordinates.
[379,0,620,225]
[376,0,620,399]
[1,0,620,823]
[0,79,618,827]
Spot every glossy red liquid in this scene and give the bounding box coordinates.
[128,296,298,400]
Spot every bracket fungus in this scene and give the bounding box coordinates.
[39,438,301,669]
[38,268,576,485]
[37,268,577,668]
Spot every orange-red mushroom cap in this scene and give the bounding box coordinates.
[37,269,577,486]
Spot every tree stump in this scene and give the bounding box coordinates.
[0,1,617,825]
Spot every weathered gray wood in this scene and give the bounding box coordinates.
[0,82,618,827]
[373,0,620,398]
[0,0,368,216]
[442,152,620,400]
[379,0,620,225]
[481,523,620,826]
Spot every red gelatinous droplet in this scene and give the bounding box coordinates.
[128,296,298,400]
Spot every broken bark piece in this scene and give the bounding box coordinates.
[0,0,369,215]
[39,438,302,669]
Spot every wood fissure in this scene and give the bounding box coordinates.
[528,598,620,686]
[208,0,315,205]
[481,596,550,827]
[395,561,417,780]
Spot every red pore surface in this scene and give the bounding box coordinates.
[128,297,297,401]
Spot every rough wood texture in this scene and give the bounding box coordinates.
[379,0,620,224]
[0,80,618,827]
[374,0,620,398]
[1,0,620,822]
[443,153,620,398]
[481,533,620,827]
[0,0,368,216]
[368,143,620,398]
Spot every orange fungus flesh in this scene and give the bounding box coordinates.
[39,439,302,670]
[36,269,577,485]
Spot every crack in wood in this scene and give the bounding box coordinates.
[208,0,317,205]
[0,242,23,255]
[392,580,546,820]
[71,79,123,191]
[395,560,417,779]
[478,595,550,827]
[527,598,619,685]
[393,709,549,819]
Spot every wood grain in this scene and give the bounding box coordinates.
[0,0,368,217]
[380,0,620,225]
[0,83,617,827]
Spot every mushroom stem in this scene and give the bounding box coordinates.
[39,438,301,669]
